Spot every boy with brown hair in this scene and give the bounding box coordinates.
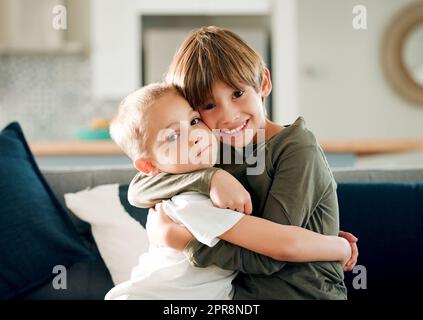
[107,82,351,300]
[128,26,358,299]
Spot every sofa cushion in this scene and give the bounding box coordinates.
[337,182,423,300]
[64,184,149,285]
[0,122,96,299]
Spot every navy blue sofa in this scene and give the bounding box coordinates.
[18,167,423,300]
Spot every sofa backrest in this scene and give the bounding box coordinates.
[40,166,423,300]
[332,167,423,183]
[40,165,423,235]
[41,166,423,207]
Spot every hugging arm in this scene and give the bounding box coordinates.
[153,200,349,274]
[152,145,352,274]
[219,214,350,265]
[182,145,353,273]
[128,167,252,213]
[128,168,219,208]
[139,142,357,274]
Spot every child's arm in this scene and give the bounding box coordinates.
[148,140,357,275]
[219,215,351,265]
[128,168,218,208]
[129,168,252,213]
[150,203,351,266]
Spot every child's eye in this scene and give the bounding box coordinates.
[191,118,201,126]
[203,103,216,110]
[167,132,179,143]
[233,90,244,98]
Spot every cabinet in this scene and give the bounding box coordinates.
[0,0,89,55]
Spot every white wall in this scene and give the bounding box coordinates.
[90,0,272,99]
[90,0,423,140]
[91,0,301,121]
[297,0,423,139]
[271,0,299,125]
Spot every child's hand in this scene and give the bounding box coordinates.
[146,202,175,248]
[339,231,359,271]
[210,170,252,214]
[147,202,193,250]
[339,237,352,269]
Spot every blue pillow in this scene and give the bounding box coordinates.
[118,184,148,228]
[337,182,423,300]
[0,122,96,299]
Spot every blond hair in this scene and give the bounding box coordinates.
[166,26,265,109]
[110,83,177,161]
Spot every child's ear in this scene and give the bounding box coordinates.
[261,67,272,97]
[134,158,159,176]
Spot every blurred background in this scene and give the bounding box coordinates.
[0,0,422,168]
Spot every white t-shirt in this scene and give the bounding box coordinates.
[105,192,244,300]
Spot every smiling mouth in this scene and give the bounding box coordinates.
[220,119,249,136]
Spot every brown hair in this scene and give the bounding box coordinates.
[109,83,177,161]
[166,26,265,109]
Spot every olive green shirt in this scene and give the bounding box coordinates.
[128,117,347,300]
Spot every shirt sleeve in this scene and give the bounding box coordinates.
[183,238,284,275]
[262,145,333,228]
[163,194,244,247]
[127,167,220,208]
[183,142,334,275]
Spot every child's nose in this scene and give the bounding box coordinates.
[193,135,202,145]
[222,114,242,127]
[220,102,241,126]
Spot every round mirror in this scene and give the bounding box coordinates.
[381,2,423,106]
[403,25,423,86]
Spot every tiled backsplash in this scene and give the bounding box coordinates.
[0,55,119,141]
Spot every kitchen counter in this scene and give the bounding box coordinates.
[29,139,423,156]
